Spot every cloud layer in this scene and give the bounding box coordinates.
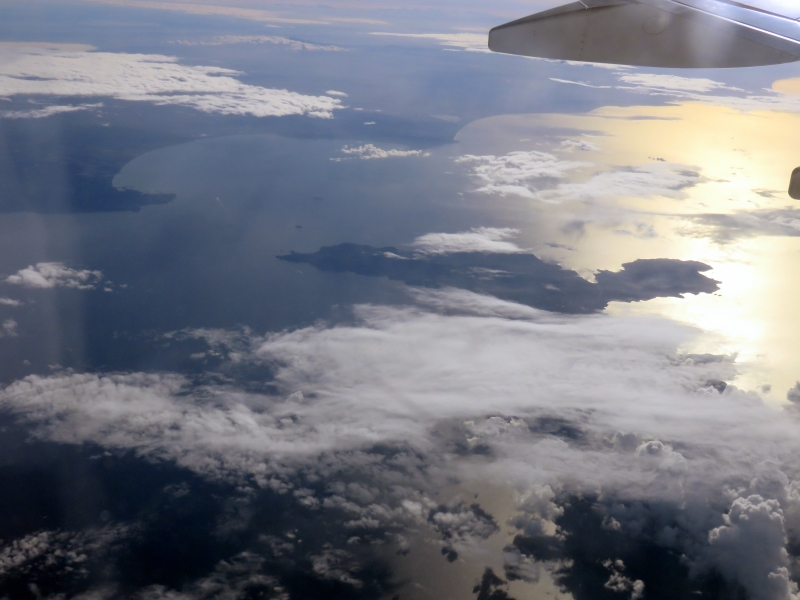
[0,45,343,119]
[4,283,800,597]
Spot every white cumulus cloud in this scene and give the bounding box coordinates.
[707,496,800,600]
[340,144,430,159]
[6,263,103,290]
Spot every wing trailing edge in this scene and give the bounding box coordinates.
[489,0,800,68]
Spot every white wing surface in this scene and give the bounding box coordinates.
[489,0,800,67]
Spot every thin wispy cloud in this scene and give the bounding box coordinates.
[617,73,738,93]
[549,77,612,89]
[552,70,800,114]
[369,32,489,53]
[685,208,800,243]
[173,35,346,51]
[409,227,527,254]
[1,103,103,119]
[84,0,388,24]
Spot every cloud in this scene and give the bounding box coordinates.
[457,150,702,203]
[2,289,800,597]
[686,209,800,243]
[406,287,542,320]
[369,32,489,53]
[340,144,430,159]
[0,319,18,338]
[0,525,131,580]
[455,151,586,199]
[6,263,103,290]
[0,306,630,476]
[430,501,499,560]
[788,383,800,404]
[706,496,799,600]
[0,42,96,52]
[0,372,272,483]
[83,0,387,25]
[0,370,430,488]
[410,227,526,254]
[135,553,287,600]
[0,45,343,119]
[326,90,348,97]
[310,549,363,588]
[173,36,346,51]
[617,73,737,94]
[1,103,103,119]
[551,69,800,114]
[545,163,702,203]
[550,77,612,89]
[0,293,737,482]
[473,568,517,600]
[560,139,600,152]
[0,298,22,307]
[603,560,645,600]
[503,547,542,583]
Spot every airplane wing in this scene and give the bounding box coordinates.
[488,0,800,68]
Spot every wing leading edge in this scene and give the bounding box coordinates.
[489,0,800,68]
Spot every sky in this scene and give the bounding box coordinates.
[2,1,800,599]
